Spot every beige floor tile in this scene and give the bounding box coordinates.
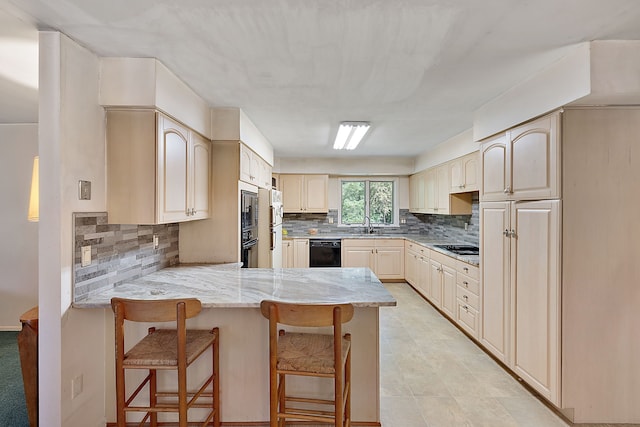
[380,283,571,427]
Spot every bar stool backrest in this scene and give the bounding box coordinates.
[111,297,202,322]
[260,301,354,327]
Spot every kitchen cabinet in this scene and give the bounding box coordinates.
[455,260,480,338]
[480,199,561,404]
[408,171,426,212]
[480,112,560,202]
[282,240,294,268]
[410,164,472,215]
[428,250,456,318]
[449,151,479,193]
[293,238,309,268]
[404,241,420,287]
[240,143,272,189]
[342,239,404,280]
[280,174,329,213]
[106,109,210,224]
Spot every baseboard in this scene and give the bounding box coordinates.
[106,421,380,426]
[0,326,21,332]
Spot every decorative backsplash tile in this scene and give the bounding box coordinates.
[73,212,179,301]
[283,193,479,245]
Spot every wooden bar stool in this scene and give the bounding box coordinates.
[110,297,220,427]
[260,300,354,427]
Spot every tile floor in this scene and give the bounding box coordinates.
[379,282,570,427]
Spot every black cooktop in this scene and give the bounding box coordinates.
[434,244,479,256]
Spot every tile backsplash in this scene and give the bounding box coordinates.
[283,193,479,245]
[73,212,179,302]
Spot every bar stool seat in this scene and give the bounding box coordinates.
[111,297,220,427]
[260,300,353,427]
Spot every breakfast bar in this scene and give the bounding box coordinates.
[74,264,396,425]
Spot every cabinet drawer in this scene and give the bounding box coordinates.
[456,300,479,338]
[456,260,479,280]
[375,239,404,248]
[457,285,479,310]
[456,274,479,296]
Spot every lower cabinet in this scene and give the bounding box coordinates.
[293,239,309,268]
[455,260,480,338]
[282,238,309,268]
[342,239,404,280]
[428,251,457,317]
[282,240,293,268]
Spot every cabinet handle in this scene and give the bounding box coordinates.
[503,186,512,194]
[510,229,516,238]
[503,229,510,236]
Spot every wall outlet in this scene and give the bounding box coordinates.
[81,245,91,267]
[464,222,469,231]
[400,218,406,224]
[72,374,83,399]
[153,234,159,249]
[78,180,91,200]
[328,217,334,224]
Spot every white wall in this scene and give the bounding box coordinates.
[0,124,38,329]
[413,128,477,172]
[275,156,414,175]
[39,31,107,427]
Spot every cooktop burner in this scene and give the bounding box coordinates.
[434,244,479,256]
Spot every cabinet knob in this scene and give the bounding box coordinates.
[510,229,516,238]
[463,267,469,272]
[463,305,469,311]
[463,295,468,301]
[463,281,468,287]
[503,229,510,236]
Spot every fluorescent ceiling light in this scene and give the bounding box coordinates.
[333,122,370,150]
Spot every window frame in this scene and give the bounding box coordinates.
[338,177,399,228]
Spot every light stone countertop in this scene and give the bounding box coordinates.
[283,233,480,266]
[73,263,397,309]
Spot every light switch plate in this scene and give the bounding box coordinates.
[78,180,91,200]
[81,245,91,267]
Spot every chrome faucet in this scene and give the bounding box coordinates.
[365,216,374,234]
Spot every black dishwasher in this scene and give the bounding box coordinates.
[309,239,342,267]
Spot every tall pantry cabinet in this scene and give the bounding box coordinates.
[479,111,562,405]
[481,108,640,423]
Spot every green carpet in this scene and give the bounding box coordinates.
[0,331,29,427]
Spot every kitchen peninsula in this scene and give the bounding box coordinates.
[74,264,396,425]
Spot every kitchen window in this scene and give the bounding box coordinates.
[339,178,398,227]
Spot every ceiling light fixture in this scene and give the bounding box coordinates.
[333,122,370,150]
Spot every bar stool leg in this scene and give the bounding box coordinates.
[150,369,157,427]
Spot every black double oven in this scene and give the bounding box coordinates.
[240,190,259,268]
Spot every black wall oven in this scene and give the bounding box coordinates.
[240,190,259,268]
[309,239,342,267]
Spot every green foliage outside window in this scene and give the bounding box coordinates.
[340,179,395,225]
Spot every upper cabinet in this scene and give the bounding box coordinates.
[450,151,479,193]
[240,143,272,189]
[107,109,210,224]
[480,111,561,202]
[410,163,472,215]
[280,174,329,213]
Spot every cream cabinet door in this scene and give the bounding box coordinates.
[281,174,304,212]
[304,175,329,213]
[157,114,190,223]
[435,164,450,214]
[293,239,309,268]
[425,168,437,213]
[239,144,254,184]
[508,113,561,201]
[480,201,511,363]
[409,171,426,212]
[404,247,420,286]
[342,243,375,270]
[480,133,509,201]
[462,152,479,192]
[190,133,210,220]
[282,240,294,268]
[374,242,404,280]
[510,200,561,404]
[441,263,456,318]
[418,255,431,298]
[428,259,443,307]
[259,159,272,189]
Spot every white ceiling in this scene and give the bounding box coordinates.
[2,1,640,158]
